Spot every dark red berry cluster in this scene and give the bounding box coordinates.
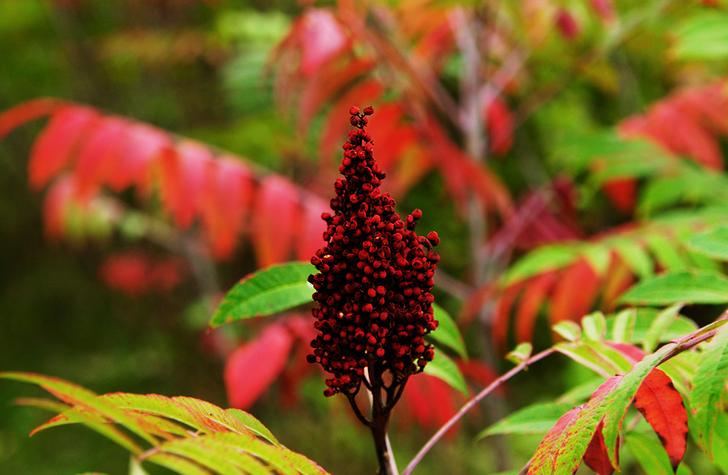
[307,105,440,397]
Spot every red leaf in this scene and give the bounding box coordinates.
[484,97,514,156]
[492,282,524,349]
[295,196,328,261]
[73,117,127,200]
[224,323,294,409]
[530,376,622,474]
[601,252,634,308]
[584,421,616,475]
[606,342,644,364]
[634,368,688,469]
[29,105,99,189]
[42,175,74,239]
[110,123,170,193]
[251,176,299,266]
[673,84,728,135]
[458,360,501,393]
[298,58,374,128]
[515,271,557,343]
[160,141,211,229]
[590,0,615,22]
[0,98,61,140]
[602,178,636,214]
[549,259,600,325]
[99,251,185,296]
[555,8,580,40]
[295,9,349,77]
[424,119,512,217]
[279,316,317,407]
[399,374,459,433]
[200,157,253,259]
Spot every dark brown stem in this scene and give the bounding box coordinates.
[346,393,372,428]
[364,366,399,475]
[370,410,395,475]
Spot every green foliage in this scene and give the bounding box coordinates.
[673,12,728,61]
[477,402,574,439]
[687,225,728,261]
[423,348,468,396]
[432,303,467,358]
[210,262,315,327]
[0,372,326,475]
[620,271,728,305]
[690,325,728,456]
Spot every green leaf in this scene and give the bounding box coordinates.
[611,309,636,343]
[506,342,532,365]
[0,373,327,474]
[210,262,315,327]
[143,453,211,475]
[620,271,728,305]
[646,234,689,272]
[0,372,156,447]
[528,377,619,474]
[553,321,582,342]
[605,308,697,344]
[555,341,633,376]
[686,225,728,261]
[601,343,688,468]
[625,431,674,475]
[477,402,574,439]
[613,239,653,279]
[643,303,683,352]
[429,304,467,358]
[582,312,607,341]
[502,245,578,285]
[690,324,728,456]
[424,348,468,395]
[673,12,728,61]
[581,244,611,275]
[556,378,602,404]
[711,412,728,473]
[129,457,150,475]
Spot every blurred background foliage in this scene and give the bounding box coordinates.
[1,0,728,474]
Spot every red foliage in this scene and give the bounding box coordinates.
[514,271,557,343]
[200,157,253,259]
[584,421,615,475]
[537,367,688,473]
[99,251,185,296]
[397,374,460,434]
[272,3,514,219]
[484,97,514,156]
[549,258,600,323]
[607,82,728,211]
[251,176,300,267]
[0,98,60,140]
[278,9,350,78]
[0,100,335,262]
[590,0,615,22]
[555,9,580,40]
[29,105,99,189]
[224,322,295,409]
[634,369,688,469]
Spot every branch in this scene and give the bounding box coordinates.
[346,393,372,428]
[402,348,556,475]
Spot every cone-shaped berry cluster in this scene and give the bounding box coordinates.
[307,106,440,397]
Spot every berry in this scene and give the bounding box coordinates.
[307,106,440,397]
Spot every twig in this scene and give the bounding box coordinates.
[402,348,555,475]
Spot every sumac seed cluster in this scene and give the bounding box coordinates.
[307,106,440,397]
